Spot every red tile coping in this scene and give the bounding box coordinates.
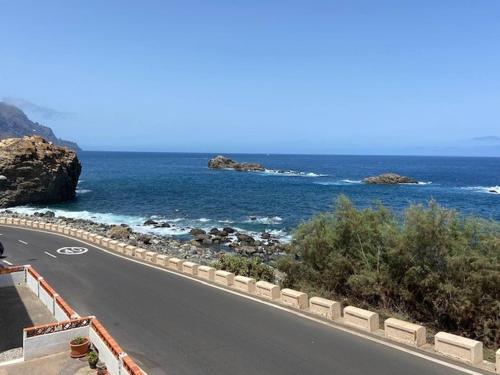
[0,265,24,274]
[91,318,124,358]
[24,316,93,338]
[55,295,76,318]
[27,265,41,279]
[123,355,144,375]
[40,279,57,296]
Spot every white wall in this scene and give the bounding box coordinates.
[89,327,121,375]
[23,326,89,361]
[26,271,38,295]
[39,286,54,314]
[0,271,24,288]
[54,300,70,322]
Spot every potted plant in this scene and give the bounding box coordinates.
[87,351,99,369]
[69,336,90,358]
[96,361,108,375]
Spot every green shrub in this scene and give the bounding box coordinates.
[213,254,274,282]
[279,195,500,348]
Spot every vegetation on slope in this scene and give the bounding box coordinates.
[278,196,500,348]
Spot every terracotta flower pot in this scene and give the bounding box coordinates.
[70,338,90,358]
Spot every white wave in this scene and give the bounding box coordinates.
[1,206,291,241]
[461,186,500,195]
[76,189,92,194]
[260,169,328,177]
[314,179,362,186]
[244,216,283,225]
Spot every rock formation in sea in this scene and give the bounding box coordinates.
[208,155,265,172]
[0,102,81,151]
[362,173,418,184]
[0,136,81,207]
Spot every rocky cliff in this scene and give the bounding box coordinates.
[208,155,265,171]
[0,102,81,151]
[0,136,81,207]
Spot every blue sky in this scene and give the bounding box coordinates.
[1,1,500,155]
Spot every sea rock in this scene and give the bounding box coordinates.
[223,227,236,234]
[208,155,265,172]
[237,233,255,244]
[261,232,271,239]
[0,136,81,208]
[154,222,171,228]
[190,228,206,236]
[107,225,131,240]
[143,219,158,226]
[363,173,418,185]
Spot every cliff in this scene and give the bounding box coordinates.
[0,136,81,207]
[0,102,81,151]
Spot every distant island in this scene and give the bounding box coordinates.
[208,155,265,171]
[0,102,81,151]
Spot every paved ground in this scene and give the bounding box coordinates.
[0,225,491,375]
[0,351,92,375]
[0,285,56,354]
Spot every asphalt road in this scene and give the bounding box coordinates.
[0,225,488,375]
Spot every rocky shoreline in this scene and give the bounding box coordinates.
[0,211,287,265]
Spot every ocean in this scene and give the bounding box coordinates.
[7,152,500,241]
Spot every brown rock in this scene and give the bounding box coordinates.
[0,136,81,207]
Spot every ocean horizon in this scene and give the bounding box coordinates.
[4,151,500,240]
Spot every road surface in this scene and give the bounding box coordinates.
[0,225,488,375]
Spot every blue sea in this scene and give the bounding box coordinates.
[8,152,500,240]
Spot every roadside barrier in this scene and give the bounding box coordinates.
[198,265,215,281]
[280,288,308,310]
[255,280,280,300]
[434,332,483,365]
[125,245,136,257]
[233,275,256,293]
[145,251,156,263]
[168,257,183,271]
[2,215,498,372]
[155,254,168,267]
[215,270,234,286]
[309,297,341,320]
[182,261,199,276]
[343,306,379,332]
[384,318,426,347]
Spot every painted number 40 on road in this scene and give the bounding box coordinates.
[56,247,88,255]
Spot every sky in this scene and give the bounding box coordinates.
[1,0,500,155]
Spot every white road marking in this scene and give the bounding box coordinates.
[2,260,13,265]
[44,251,57,259]
[18,240,28,245]
[56,247,88,255]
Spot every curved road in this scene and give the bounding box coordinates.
[0,225,488,375]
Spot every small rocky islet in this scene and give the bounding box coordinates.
[362,173,418,184]
[208,155,265,172]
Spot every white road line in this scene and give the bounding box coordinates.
[44,251,57,259]
[18,240,28,245]
[2,260,13,265]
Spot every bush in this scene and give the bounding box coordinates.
[213,254,275,282]
[278,195,500,348]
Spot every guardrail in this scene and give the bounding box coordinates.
[1,215,498,372]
